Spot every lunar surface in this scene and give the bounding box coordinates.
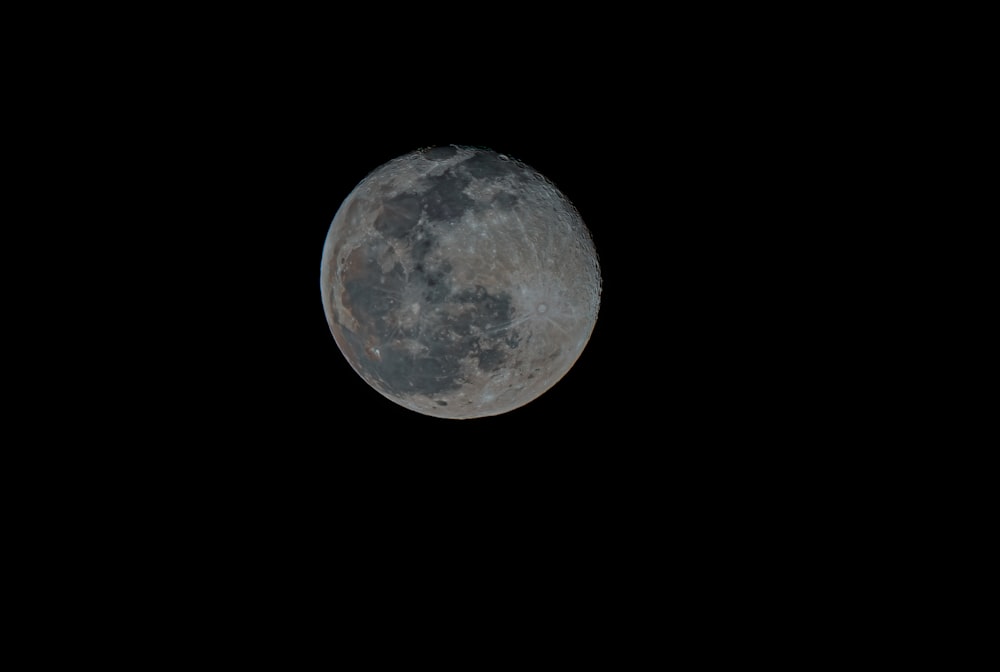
[320,146,601,419]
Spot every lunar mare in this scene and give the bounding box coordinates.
[320,146,601,419]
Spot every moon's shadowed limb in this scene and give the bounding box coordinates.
[320,146,601,419]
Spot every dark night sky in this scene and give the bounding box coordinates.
[27,19,892,637]
[129,19,845,489]
[39,13,877,634]
[141,90,837,569]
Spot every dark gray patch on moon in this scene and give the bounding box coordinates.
[422,170,474,222]
[339,244,455,397]
[475,347,506,372]
[375,166,475,244]
[373,281,518,397]
[461,152,514,180]
[423,146,458,160]
[414,261,451,303]
[374,346,462,397]
[492,191,518,209]
[452,285,514,331]
[374,193,422,240]
[341,247,406,331]
[338,237,521,398]
[410,235,435,263]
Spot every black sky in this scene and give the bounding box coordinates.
[39,12,876,633]
[130,16,847,487]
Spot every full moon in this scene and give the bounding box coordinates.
[320,146,601,419]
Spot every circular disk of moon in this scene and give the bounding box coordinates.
[320,145,601,419]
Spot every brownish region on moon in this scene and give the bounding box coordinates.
[320,146,601,419]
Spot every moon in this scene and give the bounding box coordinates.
[320,146,601,419]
